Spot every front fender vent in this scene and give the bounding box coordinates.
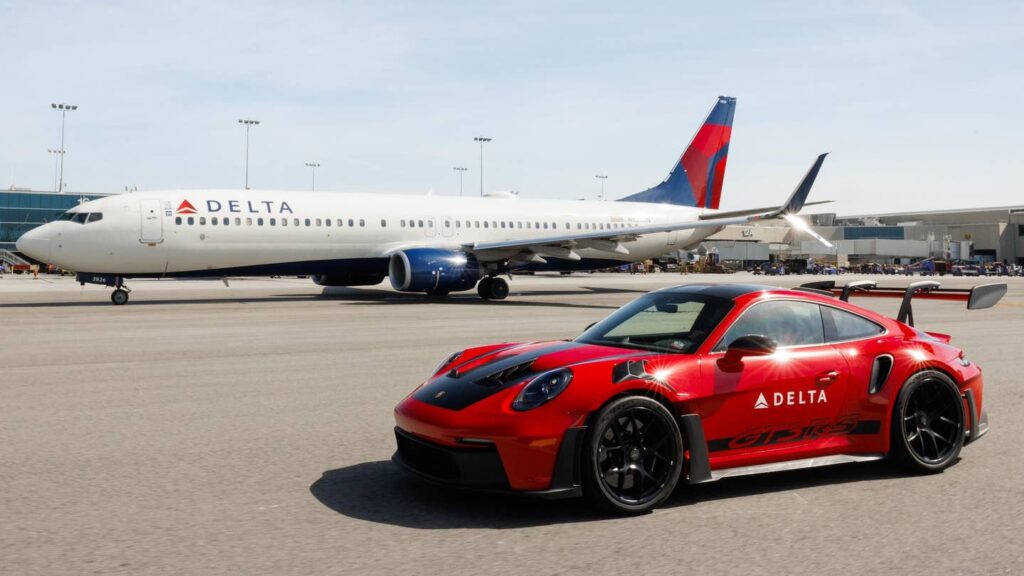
[869,354,894,394]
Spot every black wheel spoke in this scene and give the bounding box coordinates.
[651,452,672,465]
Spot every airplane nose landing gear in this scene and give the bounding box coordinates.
[111,288,130,305]
[75,273,132,305]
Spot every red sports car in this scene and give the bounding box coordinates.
[393,280,1006,514]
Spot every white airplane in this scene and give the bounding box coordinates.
[16,96,829,305]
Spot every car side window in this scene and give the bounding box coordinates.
[715,300,825,351]
[822,306,884,342]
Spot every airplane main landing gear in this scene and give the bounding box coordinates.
[477,276,509,300]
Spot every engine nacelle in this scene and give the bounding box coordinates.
[388,248,480,293]
[311,272,386,287]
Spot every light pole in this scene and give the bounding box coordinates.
[452,166,468,196]
[595,174,608,201]
[305,162,320,192]
[238,118,260,189]
[473,136,491,196]
[47,149,64,192]
[51,103,77,193]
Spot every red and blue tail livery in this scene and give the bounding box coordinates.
[619,95,736,209]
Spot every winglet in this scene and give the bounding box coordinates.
[779,153,828,216]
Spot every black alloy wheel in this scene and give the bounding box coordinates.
[890,370,965,472]
[584,396,683,514]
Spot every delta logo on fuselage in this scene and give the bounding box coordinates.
[176,199,293,215]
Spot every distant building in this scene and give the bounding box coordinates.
[0,190,111,251]
[704,205,1024,266]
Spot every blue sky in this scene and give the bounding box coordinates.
[0,1,1020,214]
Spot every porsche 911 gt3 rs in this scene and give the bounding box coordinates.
[393,280,1006,514]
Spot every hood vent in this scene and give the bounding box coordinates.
[475,361,535,387]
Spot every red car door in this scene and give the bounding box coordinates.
[696,299,854,468]
[819,303,898,454]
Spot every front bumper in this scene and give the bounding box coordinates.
[392,426,585,499]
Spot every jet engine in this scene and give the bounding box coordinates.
[388,248,481,294]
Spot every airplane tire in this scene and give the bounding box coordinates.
[476,277,493,300]
[488,277,509,300]
[111,289,129,305]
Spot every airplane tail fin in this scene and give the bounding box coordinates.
[618,95,736,209]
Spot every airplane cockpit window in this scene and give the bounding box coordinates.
[72,212,89,224]
[87,213,103,223]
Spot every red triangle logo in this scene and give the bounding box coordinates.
[176,200,197,214]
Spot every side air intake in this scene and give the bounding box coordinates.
[869,354,894,394]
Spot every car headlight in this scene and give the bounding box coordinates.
[512,368,573,411]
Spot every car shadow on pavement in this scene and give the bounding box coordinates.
[310,458,908,529]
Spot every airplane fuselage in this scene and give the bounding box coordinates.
[19,189,719,278]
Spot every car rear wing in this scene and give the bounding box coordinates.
[798,280,1007,327]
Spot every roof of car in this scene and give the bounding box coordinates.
[657,283,777,299]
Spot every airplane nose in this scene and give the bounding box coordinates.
[15,226,51,261]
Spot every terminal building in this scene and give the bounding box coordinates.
[0,189,109,265]
[705,205,1024,267]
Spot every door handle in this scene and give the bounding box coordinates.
[815,370,841,385]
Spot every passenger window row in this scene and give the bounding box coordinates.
[402,219,631,231]
[174,216,367,228]
[173,215,633,233]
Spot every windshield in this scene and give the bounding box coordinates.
[576,292,733,354]
[58,211,101,224]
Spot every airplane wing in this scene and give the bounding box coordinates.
[464,153,829,263]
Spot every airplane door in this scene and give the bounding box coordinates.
[440,216,454,238]
[139,199,163,244]
[424,217,437,238]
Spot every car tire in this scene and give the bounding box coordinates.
[583,396,684,515]
[889,369,965,473]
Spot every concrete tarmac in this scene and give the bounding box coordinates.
[1,272,1022,575]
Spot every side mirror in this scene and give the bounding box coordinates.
[725,335,777,359]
